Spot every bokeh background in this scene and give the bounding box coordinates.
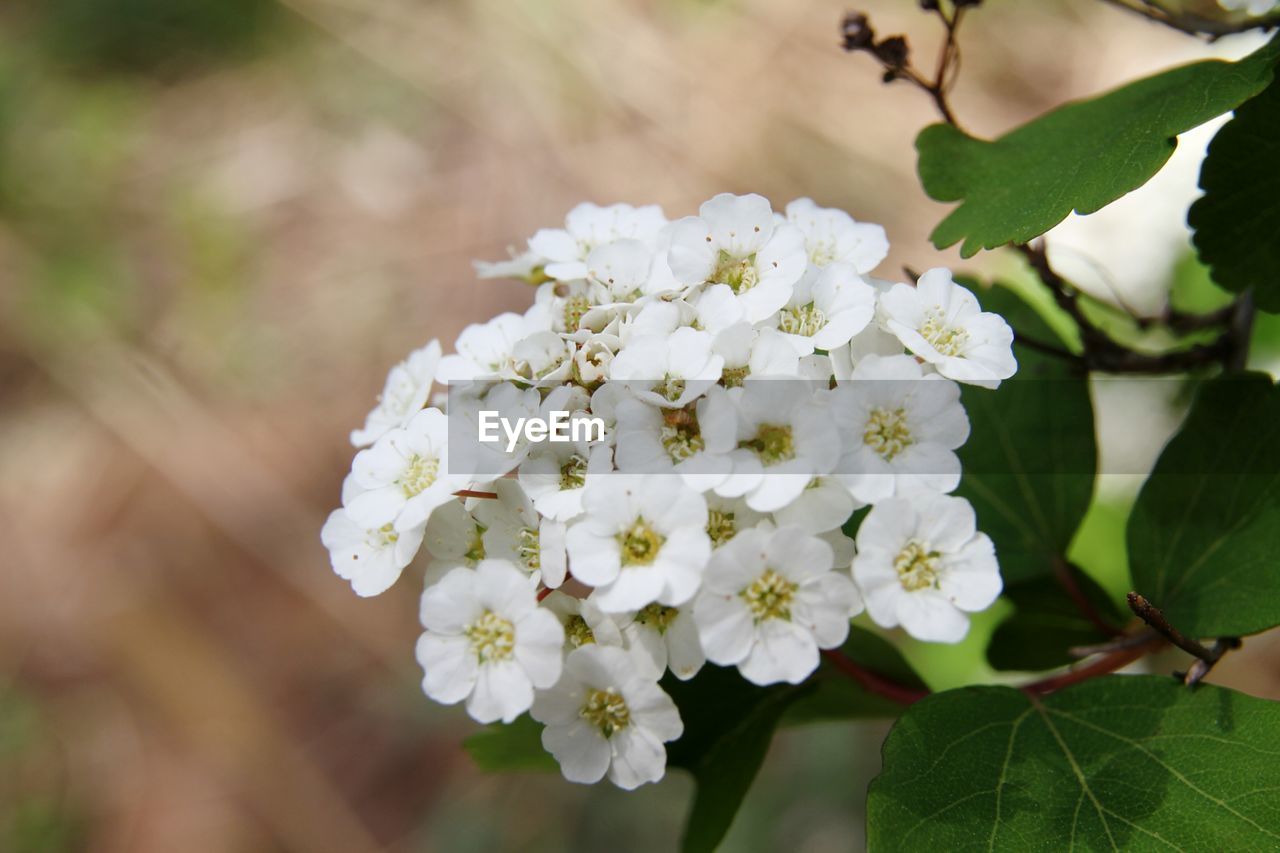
[3,0,1279,850]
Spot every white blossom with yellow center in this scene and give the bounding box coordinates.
[879,268,1017,388]
[694,525,863,686]
[532,645,683,790]
[565,475,712,613]
[830,354,970,504]
[853,495,1001,643]
[416,560,564,724]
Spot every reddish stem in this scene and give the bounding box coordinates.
[536,586,553,602]
[821,649,930,706]
[1022,635,1166,696]
[454,489,499,500]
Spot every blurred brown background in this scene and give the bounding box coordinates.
[2,1,1278,851]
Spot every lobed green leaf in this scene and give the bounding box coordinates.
[918,36,1280,257]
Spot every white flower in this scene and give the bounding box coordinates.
[542,590,625,653]
[713,382,841,512]
[437,313,538,382]
[784,197,889,273]
[572,332,619,386]
[852,494,1001,643]
[879,268,1016,388]
[416,560,564,723]
[565,475,711,612]
[612,392,736,491]
[321,507,426,597]
[771,263,877,356]
[619,603,705,681]
[446,381,544,479]
[667,193,807,322]
[831,354,970,503]
[585,238,656,302]
[693,525,862,685]
[704,493,765,549]
[828,323,905,381]
[609,327,723,408]
[351,340,442,447]
[519,441,614,522]
[345,408,467,533]
[474,248,545,282]
[510,330,575,385]
[472,479,568,588]
[421,497,485,585]
[532,645,683,789]
[770,477,862,534]
[711,323,803,384]
[529,203,667,281]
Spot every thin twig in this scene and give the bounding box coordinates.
[1069,628,1158,659]
[821,649,930,705]
[1183,638,1243,686]
[1015,241,1236,374]
[1053,557,1123,637]
[1126,592,1216,662]
[1023,633,1166,696]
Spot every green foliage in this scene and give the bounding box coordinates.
[669,629,925,852]
[987,563,1124,672]
[955,284,1096,584]
[917,36,1280,257]
[868,676,1280,851]
[462,715,557,773]
[462,628,925,853]
[1189,76,1280,311]
[1128,372,1280,638]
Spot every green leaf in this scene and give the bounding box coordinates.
[670,629,925,852]
[988,562,1125,672]
[1128,372,1280,637]
[1189,76,1280,311]
[955,285,1097,584]
[868,675,1280,851]
[462,714,556,772]
[667,666,808,853]
[918,36,1280,257]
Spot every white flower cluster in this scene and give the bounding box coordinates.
[322,194,1016,789]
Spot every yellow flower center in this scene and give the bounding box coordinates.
[741,569,798,622]
[465,610,515,663]
[711,249,760,293]
[720,366,749,387]
[581,688,631,737]
[659,376,687,403]
[564,614,595,648]
[618,518,665,566]
[560,454,588,490]
[740,423,796,466]
[894,540,941,592]
[778,302,827,337]
[864,407,913,461]
[706,509,737,547]
[920,310,969,357]
[660,408,705,462]
[563,294,591,332]
[401,454,440,497]
[517,526,540,571]
[634,603,679,633]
